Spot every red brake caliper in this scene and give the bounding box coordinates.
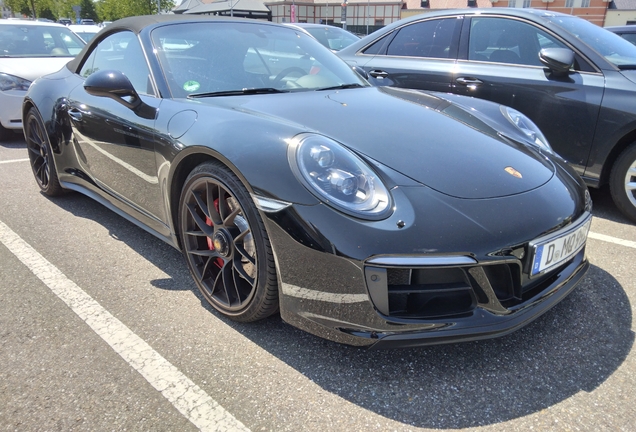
[206,198,224,269]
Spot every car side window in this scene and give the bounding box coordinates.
[386,19,457,59]
[469,17,568,66]
[362,34,391,55]
[79,31,153,95]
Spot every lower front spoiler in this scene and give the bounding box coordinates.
[365,258,589,349]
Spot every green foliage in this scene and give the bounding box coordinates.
[79,0,98,20]
[96,0,175,21]
[4,0,174,21]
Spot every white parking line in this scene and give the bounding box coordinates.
[0,158,29,164]
[0,220,250,432]
[588,231,636,250]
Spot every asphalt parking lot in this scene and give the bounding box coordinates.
[1,134,635,431]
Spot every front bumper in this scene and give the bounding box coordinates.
[262,174,590,348]
[0,90,26,130]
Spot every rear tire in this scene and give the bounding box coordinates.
[178,161,279,322]
[610,143,636,223]
[24,108,65,196]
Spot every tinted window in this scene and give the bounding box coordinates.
[620,33,636,46]
[469,17,567,66]
[386,19,457,58]
[362,34,391,55]
[79,31,152,95]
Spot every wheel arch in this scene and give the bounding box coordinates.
[600,128,636,186]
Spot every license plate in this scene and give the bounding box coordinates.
[531,218,591,276]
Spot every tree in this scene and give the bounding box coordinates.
[96,0,174,21]
[79,0,98,21]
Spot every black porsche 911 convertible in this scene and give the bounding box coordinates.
[24,15,592,348]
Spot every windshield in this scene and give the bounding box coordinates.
[551,16,636,67]
[303,26,359,51]
[151,22,367,98]
[0,24,85,57]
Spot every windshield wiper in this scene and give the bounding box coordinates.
[188,87,288,98]
[316,83,365,91]
[618,64,636,70]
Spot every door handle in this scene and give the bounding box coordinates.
[67,108,83,122]
[455,77,483,88]
[369,70,389,79]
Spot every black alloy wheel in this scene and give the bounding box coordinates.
[179,161,279,322]
[25,108,64,196]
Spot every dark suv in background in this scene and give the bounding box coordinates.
[338,9,636,223]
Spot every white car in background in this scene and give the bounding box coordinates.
[68,24,102,43]
[0,20,85,140]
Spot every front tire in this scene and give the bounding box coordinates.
[610,143,636,223]
[25,108,65,196]
[178,161,279,322]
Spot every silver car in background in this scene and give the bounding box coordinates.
[0,20,85,140]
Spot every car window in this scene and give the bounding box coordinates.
[362,34,391,55]
[79,31,153,95]
[151,22,366,97]
[0,24,84,57]
[552,16,636,68]
[303,27,359,51]
[386,19,457,59]
[620,33,636,46]
[469,17,567,66]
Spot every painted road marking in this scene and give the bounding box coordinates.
[0,158,29,164]
[589,231,636,250]
[0,220,250,432]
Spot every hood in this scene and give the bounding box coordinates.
[0,57,72,82]
[201,86,555,199]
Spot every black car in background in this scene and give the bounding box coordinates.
[607,25,636,46]
[338,9,636,223]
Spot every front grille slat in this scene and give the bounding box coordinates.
[365,252,580,320]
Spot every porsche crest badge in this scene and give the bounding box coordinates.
[505,166,522,178]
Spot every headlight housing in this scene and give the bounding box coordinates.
[288,134,392,220]
[0,73,32,91]
[501,106,553,154]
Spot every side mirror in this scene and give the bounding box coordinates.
[84,69,141,109]
[84,69,157,119]
[352,65,369,80]
[539,48,574,77]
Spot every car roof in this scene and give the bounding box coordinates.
[285,23,341,29]
[373,7,573,31]
[0,19,67,28]
[605,25,636,32]
[69,24,102,32]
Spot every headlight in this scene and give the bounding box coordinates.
[0,73,32,91]
[501,106,553,154]
[288,134,392,220]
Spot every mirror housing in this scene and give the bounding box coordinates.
[539,48,575,77]
[352,65,369,80]
[83,70,156,119]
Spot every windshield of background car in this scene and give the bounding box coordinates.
[151,22,367,97]
[0,24,85,57]
[303,26,359,51]
[551,16,636,68]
